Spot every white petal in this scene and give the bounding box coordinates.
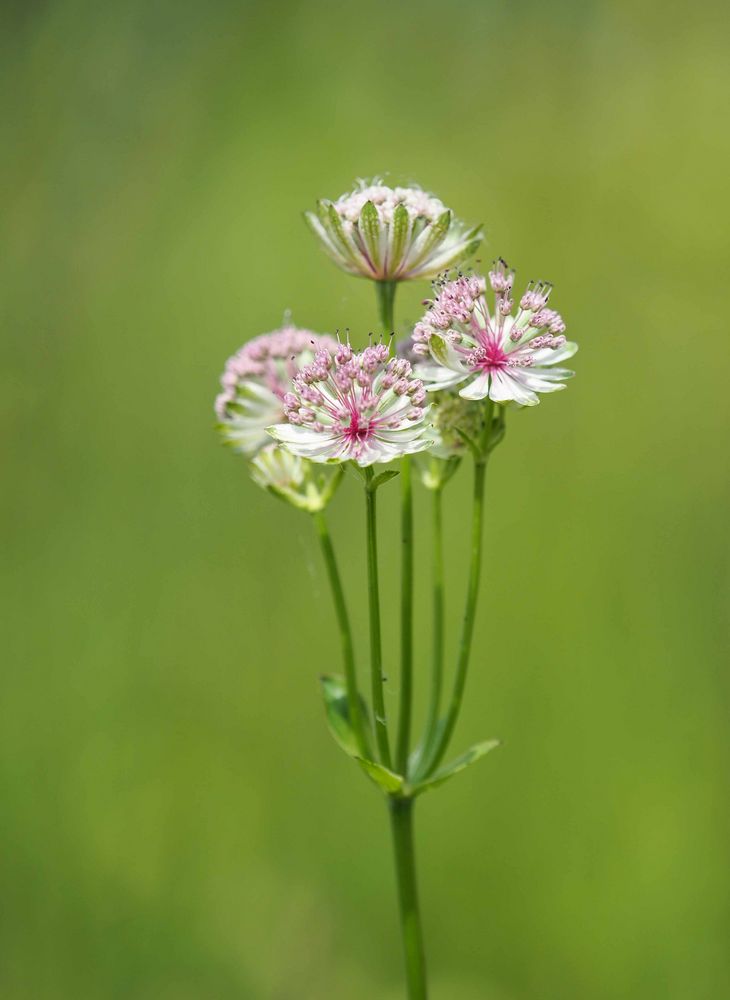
[268,422,324,446]
[424,371,468,392]
[525,366,574,382]
[518,372,567,394]
[489,371,539,406]
[530,341,578,366]
[459,372,491,400]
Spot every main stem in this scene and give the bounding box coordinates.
[396,454,414,774]
[421,485,445,762]
[312,509,368,758]
[389,798,428,999]
[365,470,391,767]
[373,279,427,995]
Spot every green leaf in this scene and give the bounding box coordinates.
[358,200,382,272]
[412,740,499,796]
[320,675,372,758]
[371,469,400,490]
[320,676,406,794]
[356,758,405,795]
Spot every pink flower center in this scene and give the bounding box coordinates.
[344,412,373,442]
[468,341,508,372]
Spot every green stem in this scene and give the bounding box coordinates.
[376,279,397,332]
[421,484,445,763]
[364,469,391,767]
[422,401,494,777]
[396,455,414,775]
[389,797,428,999]
[312,510,368,758]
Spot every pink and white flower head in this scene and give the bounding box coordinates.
[304,180,482,283]
[412,261,578,407]
[215,325,338,456]
[268,342,434,467]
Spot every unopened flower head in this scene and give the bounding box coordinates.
[268,342,434,467]
[216,325,338,456]
[250,443,343,512]
[428,391,485,459]
[412,262,578,406]
[305,180,482,284]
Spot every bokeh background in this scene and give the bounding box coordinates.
[2,1,728,997]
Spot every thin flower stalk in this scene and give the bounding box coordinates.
[364,467,391,767]
[417,400,494,780]
[312,509,369,759]
[396,451,414,775]
[420,481,445,767]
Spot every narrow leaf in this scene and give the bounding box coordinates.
[371,469,400,490]
[356,758,405,794]
[413,740,500,796]
[320,675,372,758]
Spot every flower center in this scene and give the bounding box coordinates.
[344,412,373,442]
[468,342,508,373]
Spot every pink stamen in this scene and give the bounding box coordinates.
[467,341,508,373]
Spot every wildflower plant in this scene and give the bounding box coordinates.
[214,178,577,999]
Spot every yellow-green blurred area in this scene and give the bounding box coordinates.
[1,0,728,997]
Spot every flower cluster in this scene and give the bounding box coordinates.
[412,262,577,406]
[305,181,482,283]
[216,325,338,456]
[268,343,433,466]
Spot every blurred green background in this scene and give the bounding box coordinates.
[2,1,728,997]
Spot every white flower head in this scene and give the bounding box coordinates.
[412,261,578,407]
[305,179,482,283]
[268,341,434,467]
[250,444,343,512]
[215,325,338,456]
